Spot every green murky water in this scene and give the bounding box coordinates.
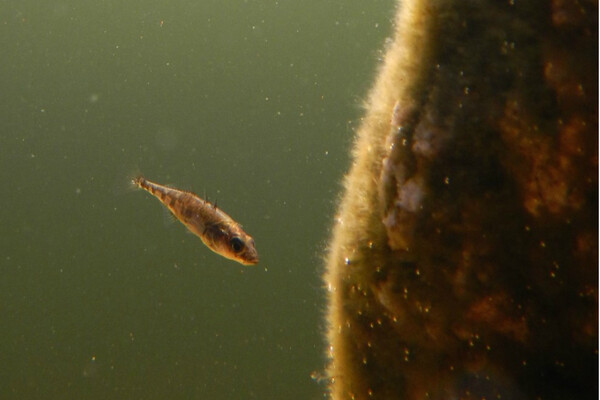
[0,1,394,398]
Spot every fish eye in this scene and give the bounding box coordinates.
[230,237,244,253]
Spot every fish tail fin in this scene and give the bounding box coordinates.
[131,174,145,189]
[112,166,142,196]
[125,164,145,190]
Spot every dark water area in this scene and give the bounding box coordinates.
[0,1,394,398]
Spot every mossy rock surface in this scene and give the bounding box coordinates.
[323,1,597,399]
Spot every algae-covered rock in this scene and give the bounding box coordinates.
[323,1,597,399]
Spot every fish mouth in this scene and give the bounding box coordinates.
[241,256,259,265]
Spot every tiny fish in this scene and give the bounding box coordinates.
[132,176,258,265]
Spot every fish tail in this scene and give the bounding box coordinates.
[132,176,168,201]
[132,175,146,189]
[111,168,142,196]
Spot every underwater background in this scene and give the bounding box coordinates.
[0,0,395,398]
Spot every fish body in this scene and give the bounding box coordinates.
[133,176,258,265]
